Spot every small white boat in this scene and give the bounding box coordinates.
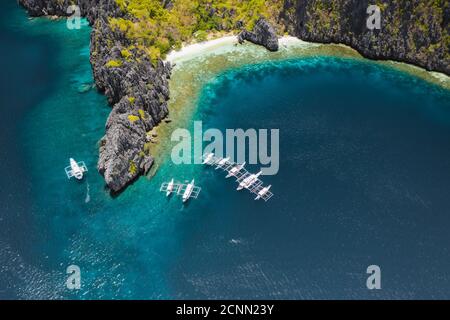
[182,179,195,203]
[215,157,230,169]
[160,179,201,202]
[166,178,175,196]
[202,153,215,164]
[202,155,274,202]
[226,162,246,178]
[237,171,262,190]
[65,158,88,180]
[255,185,271,200]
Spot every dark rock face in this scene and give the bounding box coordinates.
[19,0,172,192]
[17,0,67,16]
[18,0,102,19]
[238,18,279,51]
[280,0,449,75]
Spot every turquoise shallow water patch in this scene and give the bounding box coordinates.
[2,2,450,299]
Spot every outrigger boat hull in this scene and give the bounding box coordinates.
[65,158,88,180]
[166,179,174,196]
[160,179,201,202]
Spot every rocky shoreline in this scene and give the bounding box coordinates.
[19,0,172,192]
[238,18,279,52]
[18,0,449,193]
[90,16,172,193]
[280,0,449,75]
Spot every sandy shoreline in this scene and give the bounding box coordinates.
[165,35,449,88]
[165,35,321,65]
[166,36,238,64]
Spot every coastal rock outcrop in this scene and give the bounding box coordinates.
[280,0,450,74]
[238,18,279,52]
[18,0,67,16]
[92,22,172,192]
[89,6,172,192]
[19,0,172,192]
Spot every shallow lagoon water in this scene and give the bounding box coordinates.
[1,2,450,299]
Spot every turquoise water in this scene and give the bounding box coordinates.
[2,2,450,299]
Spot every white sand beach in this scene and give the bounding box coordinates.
[164,34,449,95]
[165,36,239,64]
[165,35,321,65]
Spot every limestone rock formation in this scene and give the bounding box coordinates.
[280,0,449,74]
[19,0,172,192]
[238,18,279,52]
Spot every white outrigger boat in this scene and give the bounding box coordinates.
[215,157,230,169]
[226,162,246,178]
[202,153,274,202]
[255,185,271,200]
[166,178,175,196]
[237,171,262,190]
[65,158,88,180]
[181,179,195,203]
[202,153,215,165]
[160,179,201,203]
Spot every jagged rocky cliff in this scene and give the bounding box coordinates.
[19,0,171,192]
[19,0,449,193]
[238,18,279,51]
[91,17,171,192]
[280,0,449,74]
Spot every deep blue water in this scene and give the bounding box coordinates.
[1,1,450,299]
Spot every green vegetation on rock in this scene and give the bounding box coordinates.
[129,160,138,175]
[105,59,123,68]
[110,0,283,63]
[128,114,140,122]
[138,109,146,119]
